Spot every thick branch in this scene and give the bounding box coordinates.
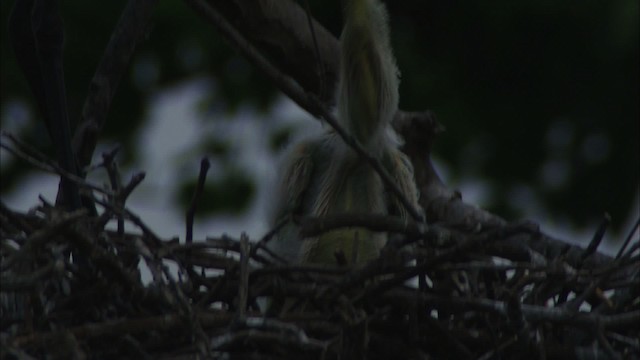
[73,0,158,170]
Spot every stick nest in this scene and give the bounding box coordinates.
[1,200,638,360]
[0,138,638,359]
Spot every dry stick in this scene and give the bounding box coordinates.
[102,149,125,235]
[183,0,422,222]
[0,130,56,166]
[93,197,164,247]
[382,288,640,329]
[506,293,536,356]
[565,255,638,313]
[120,172,146,201]
[422,316,474,360]
[355,223,536,298]
[163,243,238,270]
[1,209,88,271]
[184,157,210,287]
[249,216,290,264]
[209,324,327,353]
[579,212,611,265]
[85,145,121,173]
[605,332,640,351]
[95,172,145,233]
[439,261,540,272]
[615,217,639,259]
[1,201,39,237]
[253,242,289,265]
[10,311,233,348]
[538,329,547,360]
[100,170,145,212]
[3,203,147,301]
[298,213,432,239]
[102,149,123,193]
[253,263,349,277]
[596,326,622,360]
[64,224,146,296]
[97,196,197,322]
[0,261,60,291]
[476,336,518,360]
[2,347,40,360]
[0,134,111,197]
[186,157,211,245]
[0,212,22,237]
[238,234,250,320]
[557,212,613,309]
[621,243,640,260]
[131,221,194,329]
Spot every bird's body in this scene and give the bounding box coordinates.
[270,0,419,266]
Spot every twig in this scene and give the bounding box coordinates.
[249,216,290,263]
[381,288,640,329]
[605,332,640,351]
[565,254,638,313]
[579,213,611,265]
[0,261,61,291]
[64,223,146,295]
[10,311,233,348]
[101,147,125,235]
[85,145,121,173]
[357,223,534,296]
[120,172,146,202]
[2,209,87,270]
[2,192,635,358]
[0,133,111,196]
[476,336,517,360]
[237,234,250,320]
[596,327,621,360]
[616,217,639,259]
[297,213,438,240]
[186,157,210,245]
[93,197,164,246]
[506,292,536,356]
[210,317,327,353]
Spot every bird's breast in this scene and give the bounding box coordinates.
[302,157,387,265]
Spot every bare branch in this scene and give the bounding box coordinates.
[74,0,158,169]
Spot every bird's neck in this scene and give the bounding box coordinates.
[338,0,399,151]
